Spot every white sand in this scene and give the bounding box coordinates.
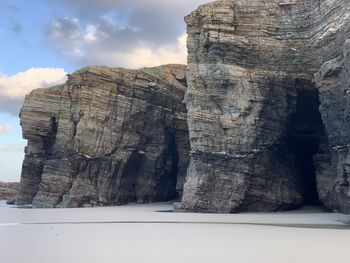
[0,201,349,263]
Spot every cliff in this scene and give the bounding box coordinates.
[179,0,350,213]
[314,40,350,213]
[17,65,189,208]
[17,0,350,213]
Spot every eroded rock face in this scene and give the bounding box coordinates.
[314,40,350,213]
[180,0,350,213]
[17,1,350,213]
[17,65,189,208]
[0,182,20,201]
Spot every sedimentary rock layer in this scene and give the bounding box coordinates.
[314,40,350,213]
[17,0,350,214]
[0,182,19,201]
[17,65,189,208]
[180,0,350,213]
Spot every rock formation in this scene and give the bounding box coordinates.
[179,0,350,213]
[17,65,189,208]
[17,0,350,213]
[0,182,20,201]
[314,40,350,213]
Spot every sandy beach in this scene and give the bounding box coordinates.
[0,201,349,263]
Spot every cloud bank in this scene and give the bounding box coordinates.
[45,0,209,68]
[0,68,67,115]
[0,1,210,114]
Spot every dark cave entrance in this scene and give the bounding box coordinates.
[287,79,326,206]
[157,129,180,201]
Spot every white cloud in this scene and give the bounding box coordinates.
[0,123,12,134]
[48,17,81,46]
[0,68,67,99]
[115,34,187,68]
[0,68,67,115]
[71,34,187,69]
[84,25,98,43]
[45,0,211,69]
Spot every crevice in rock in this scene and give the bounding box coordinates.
[158,129,180,201]
[43,116,58,154]
[287,79,327,206]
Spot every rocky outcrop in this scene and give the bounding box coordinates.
[314,40,350,213]
[0,182,19,201]
[18,1,350,213]
[17,65,189,208]
[179,0,350,213]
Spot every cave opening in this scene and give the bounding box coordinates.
[287,79,326,206]
[157,130,180,201]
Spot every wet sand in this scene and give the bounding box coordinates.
[1,201,349,263]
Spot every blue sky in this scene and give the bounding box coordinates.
[0,1,75,75]
[0,0,208,182]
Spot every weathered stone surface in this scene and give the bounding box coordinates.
[314,40,350,213]
[17,0,350,214]
[0,182,19,200]
[17,65,189,208]
[179,0,350,213]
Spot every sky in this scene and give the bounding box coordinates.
[0,0,210,182]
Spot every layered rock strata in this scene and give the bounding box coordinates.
[0,182,19,201]
[314,40,350,213]
[17,65,189,208]
[180,0,350,213]
[17,0,350,214]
